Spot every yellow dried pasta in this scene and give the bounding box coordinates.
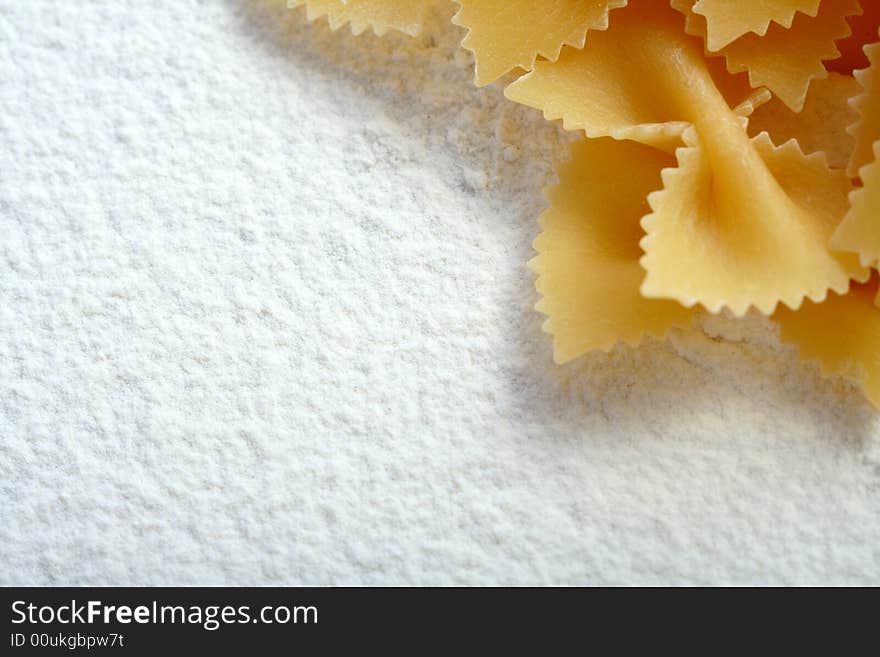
[677,0,861,111]
[507,1,866,316]
[848,39,880,176]
[826,0,880,74]
[533,138,693,362]
[832,40,880,269]
[289,0,437,36]
[833,143,880,269]
[692,0,820,51]
[747,73,860,170]
[642,129,865,316]
[776,277,880,407]
[292,0,880,407]
[452,0,628,86]
[504,6,757,151]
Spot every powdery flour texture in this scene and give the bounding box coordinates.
[1,0,879,584]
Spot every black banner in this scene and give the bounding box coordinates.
[1,586,874,652]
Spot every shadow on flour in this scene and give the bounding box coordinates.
[512,307,876,447]
[229,0,876,444]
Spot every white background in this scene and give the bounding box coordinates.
[1,0,878,584]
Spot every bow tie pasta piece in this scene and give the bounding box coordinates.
[534,138,693,363]
[452,0,628,86]
[292,0,880,405]
[641,129,866,316]
[507,0,867,316]
[831,40,880,268]
[775,277,880,407]
[289,0,437,36]
[832,143,880,269]
[748,73,861,169]
[848,40,880,176]
[827,0,880,75]
[505,2,755,152]
[505,45,689,151]
[676,0,862,111]
[692,0,820,51]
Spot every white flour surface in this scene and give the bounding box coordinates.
[1,0,878,584]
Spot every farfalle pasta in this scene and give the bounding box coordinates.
[291,0,880,408]
[775,276,880,406]
[288,0,439,36]
[747,73,861,169]
[532,137,694,362]
[692,0,821,50]
[676,0,861,111]
[833,38,880,270]
[452,0,627,85]
[505,2,867,317]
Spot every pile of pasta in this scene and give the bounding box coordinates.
[292,0,880,406]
